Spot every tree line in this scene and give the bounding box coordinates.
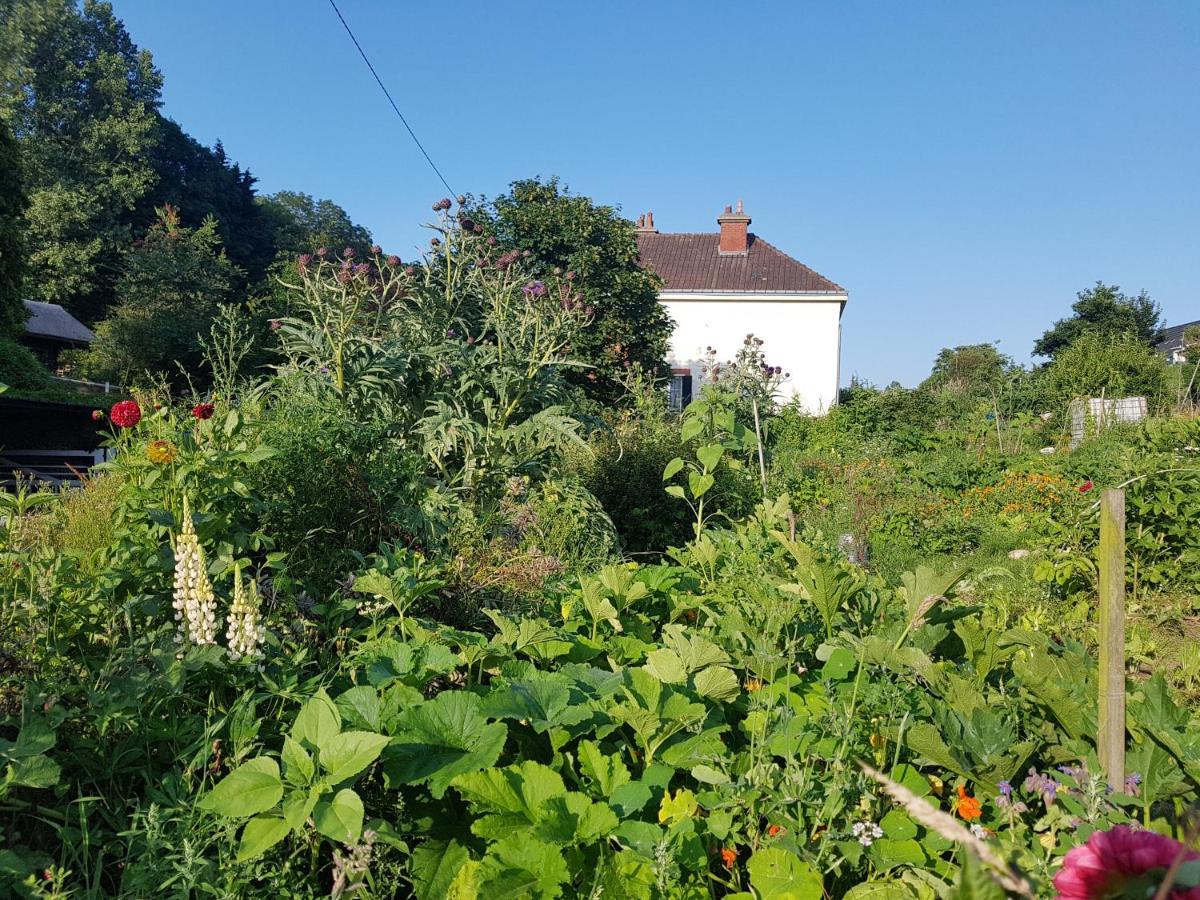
[0,0,670,399]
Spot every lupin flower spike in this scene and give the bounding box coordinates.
[172,495,219,647]
[226,564,266,663]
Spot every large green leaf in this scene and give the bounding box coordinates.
[319,731,391,784]
[577,739,631,797]
[478,836,570,899]
[481,675,590,732]
[291,689,342,751]
[383,692,508,798]
[236,815,292,862]
[410,840,473,900]
[198,757,283,818]
[748,848,823,899]
[313,788,364,844]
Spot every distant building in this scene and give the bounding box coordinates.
[1157,319,1200,364]
[635,202,846,414]
[20,299,94,368]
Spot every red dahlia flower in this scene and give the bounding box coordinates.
[191,402,215,420]
[1078,480,1094,493]
[1053,825,1200,899]
[109,400,142,428]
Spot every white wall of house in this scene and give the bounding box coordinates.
[660,292,845,414]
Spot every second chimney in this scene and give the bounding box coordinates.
[717,200,750,255]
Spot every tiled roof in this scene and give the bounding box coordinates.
[23,300,95,344]
[636,232,844,294]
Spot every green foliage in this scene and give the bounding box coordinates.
[0,117,27,338]
[1034,281,1164,358]
[0,0,163,321]
[256,190,374,259]
[0,336,51,391]
[78,205,239,385]
[482,177,672,400]
[1039,330,1170,411]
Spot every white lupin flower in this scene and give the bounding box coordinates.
[172,495,219,646]
[226,565,265,662]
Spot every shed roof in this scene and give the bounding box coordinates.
[22,300,95,344]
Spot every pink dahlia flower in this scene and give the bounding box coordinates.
[1054,825,1200,899]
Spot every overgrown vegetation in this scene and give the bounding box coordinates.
[2,200,1199,898]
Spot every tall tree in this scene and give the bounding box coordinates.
[0,116,27,338]
[0,0,163,323]
[481,178,672,400]
[141,123,275,285]
[78,204,238,386]
[1034,281,1163,359]
[256,191,374,258]
[920,343,1012,396]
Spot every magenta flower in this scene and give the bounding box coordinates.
[1054,826,1200,899]
[522,280,546,298]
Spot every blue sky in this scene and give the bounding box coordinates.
[113,0,1199,387]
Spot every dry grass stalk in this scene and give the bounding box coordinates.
[859,762,1036,898]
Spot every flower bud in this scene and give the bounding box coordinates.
[371,244,382,255]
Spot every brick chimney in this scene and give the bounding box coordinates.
[635,211,657,233]
[717,200,750,255]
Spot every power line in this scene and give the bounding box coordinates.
[326,0,456,198]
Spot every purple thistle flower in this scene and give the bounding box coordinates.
[371,244,382,255]
[404,266,415,276]
[459,218,475,232]
[487,236,497,246]
[473,223,483,234]
[522,280,546,298]
[337,270,351,284]
[353,262,370,275]
[269,319,281,331]
[316,247,328,258]
[387,255,401,267]
[343,247,355,259]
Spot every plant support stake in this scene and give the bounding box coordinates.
[1097,487,1126,787]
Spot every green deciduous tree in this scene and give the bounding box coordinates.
[480,178,672,400]
[921,343,1013,396]
[256,191,374,258]
[1034,282,1163,359]
[1039,330,1169,410]
[141,124,275,285]
[0,116,28,338]
[78,204,238,385]
[0,0,163,322]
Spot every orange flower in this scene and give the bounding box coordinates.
[745,678,763,692]
[954,785,983,821]
[720,847,737,869]
[767,824,785,838]
[146,439,178,465]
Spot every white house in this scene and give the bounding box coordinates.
[635,202,846,413]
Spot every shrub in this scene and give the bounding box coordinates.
[573,411,758,554]
[0,337,51,391]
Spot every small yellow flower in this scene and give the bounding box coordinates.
[146,439,178,465]
[744,678,763,692]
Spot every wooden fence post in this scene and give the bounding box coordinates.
[1098,488,1126,787]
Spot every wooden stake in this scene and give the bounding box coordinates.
[1098,488,1126,787]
